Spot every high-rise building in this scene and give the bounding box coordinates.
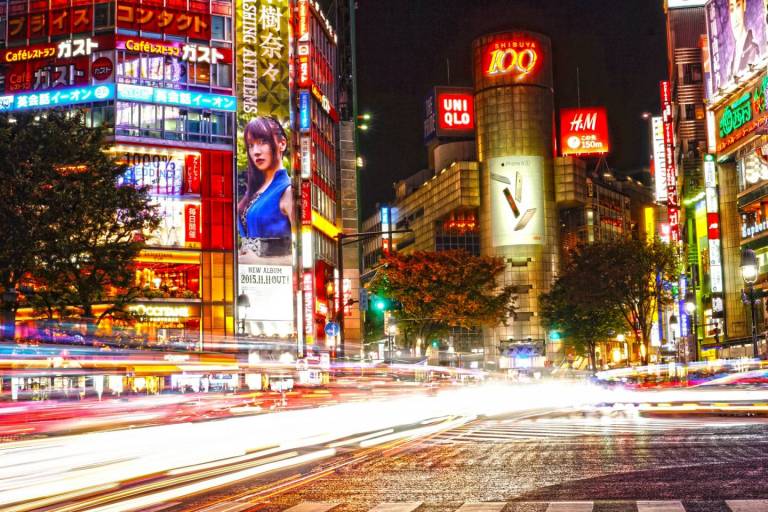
[1,0,238,347]
[2,0,359,359]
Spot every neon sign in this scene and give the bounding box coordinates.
[485,40,539,77]
[116,84,236,111]
[560,107,610,156]
[436,91,474,131]
[0,84,114,111]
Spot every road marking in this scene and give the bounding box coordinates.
[727,501,768,512]
[546,502,594,512]
[368,503,423,512]
[455,503,506,512]
[197,503,252,512]
[284,503,340,512]
[637,501,686,512]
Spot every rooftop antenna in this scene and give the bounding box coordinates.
[576,66,581,108]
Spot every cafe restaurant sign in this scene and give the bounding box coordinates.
[716,74,768,154]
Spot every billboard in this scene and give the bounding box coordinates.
[424,86,475,142]
[235,0,294,338]
[706,0,767,95]
[651,116,667,202]
[488,156,544,246]
[559,107,610,156]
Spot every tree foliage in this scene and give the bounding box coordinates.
[543,239,679,367]
[541,261,625,373]
[370,250,515,349]
[0,111,159,335]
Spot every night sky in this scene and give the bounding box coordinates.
[355,0,668,216]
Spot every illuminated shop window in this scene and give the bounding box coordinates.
[135,262,201,300]
[115,102,233,145]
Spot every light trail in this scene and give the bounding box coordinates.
[0,381,766,511]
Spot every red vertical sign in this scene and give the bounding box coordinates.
[184,154,201,194]
[660,80,679,243]
[184,203,201,243]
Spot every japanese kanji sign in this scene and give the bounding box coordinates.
[116,83,237,111]
[0,84,114,112]
[117,0,211,39]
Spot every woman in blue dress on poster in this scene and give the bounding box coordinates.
[237,116,293,262]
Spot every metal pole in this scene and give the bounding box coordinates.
[336,232,345,359]
[751,283,759,359]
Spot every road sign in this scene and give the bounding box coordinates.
[324,322,340,337]
[359,288,369,311]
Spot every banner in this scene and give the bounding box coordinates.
[234,0,294,338]
[489,156,544,246]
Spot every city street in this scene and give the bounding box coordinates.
[173,408,768,512]
[3,383,768,512]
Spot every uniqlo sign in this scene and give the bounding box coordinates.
[433,87,475,139]
[560,107,611,156]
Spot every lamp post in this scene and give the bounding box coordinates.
[684,290,698,361]
[387,324,397,363]
[669,313,680,363]
[741,248,760,359]
[236,293,250,335]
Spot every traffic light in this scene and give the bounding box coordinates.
[372,296,395,311]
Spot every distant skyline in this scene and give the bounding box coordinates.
[355,0,668,215]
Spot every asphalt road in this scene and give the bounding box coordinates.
[173,409,768,512]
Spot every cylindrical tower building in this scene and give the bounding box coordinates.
[472,31,559,363]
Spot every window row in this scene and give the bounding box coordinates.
[311,183,335,226]
[116,51,232,91]
[115,102,234,144]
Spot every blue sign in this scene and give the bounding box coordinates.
[116,84,237,112]
[0,84,115,112]
[299,90,310,132]
[324,322,340,337]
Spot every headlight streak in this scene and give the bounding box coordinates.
[0,381,765,511]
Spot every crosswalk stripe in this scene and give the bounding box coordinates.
[637,501,686,512]
[546,502,594,512]
[454,502,506,511]
[284,503,340,512]
[368,502,423,512]
[727,500,768,512]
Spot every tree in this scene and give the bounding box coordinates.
[0,111,159,337]
[541,263,625,373]
[370,250,515,352]
[596,238,679,365]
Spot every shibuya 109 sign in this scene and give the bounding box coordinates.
[484,40,539,78]
[559,107,610,156]
[474,31,552,90]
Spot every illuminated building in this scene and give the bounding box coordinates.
[2,0,361,357]
[694,0,768,357]
[0,0,238,347]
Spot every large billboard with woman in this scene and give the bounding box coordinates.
[706,0,767,95]
[235,0,294,338]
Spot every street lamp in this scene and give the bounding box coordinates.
[684,290,698,361]
[236,293,250,335]
[741,248,760,358]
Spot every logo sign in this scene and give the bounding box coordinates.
[436,88,474,134]
[0,84,113,112]
[91,57,113,81]
[651,116,667,202]
[299,90,310,132]
[117,0,211,39]
[560,107,610,156]
[715,75,768,153]
[118,37,230,64]
[116,84,237,111]
[485,41,539,78]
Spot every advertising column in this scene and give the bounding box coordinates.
[234,0,295,339]
[473,31,558,364]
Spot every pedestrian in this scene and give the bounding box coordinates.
[237,116,293,263]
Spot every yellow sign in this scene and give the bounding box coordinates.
[128,305,190,322]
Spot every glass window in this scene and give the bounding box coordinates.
[94,3,114,29]
[163,106,183,140]
[189,61,210,85]
[211,16,231,41]
[214,63,232,88]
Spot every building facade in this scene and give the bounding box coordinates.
[1,0,360,358]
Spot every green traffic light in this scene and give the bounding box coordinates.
[375,300,386,311]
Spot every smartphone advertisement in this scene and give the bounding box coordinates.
[489,156,544,246]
